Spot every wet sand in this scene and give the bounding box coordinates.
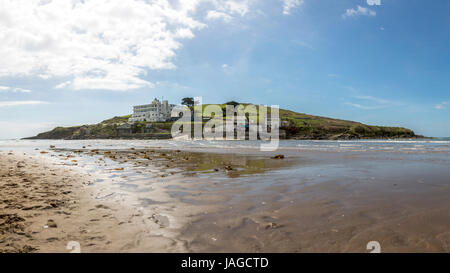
[1,145,450,253]
[0,150,190,253]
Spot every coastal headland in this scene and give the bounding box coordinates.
[24,103,422,140]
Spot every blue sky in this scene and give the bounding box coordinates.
[0,0,449,138]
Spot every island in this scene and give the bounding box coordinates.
[24,100,422,140]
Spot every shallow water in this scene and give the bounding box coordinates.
[1,138,450,153]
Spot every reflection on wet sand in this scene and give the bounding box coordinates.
[1,142,450,252]
[53,147,450,252]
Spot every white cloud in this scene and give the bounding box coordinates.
[71,74,154,91]
[0,101,48,107]
[222,63,232,73]
[282,0,304,15]
[0,86,32,93]
[220,0,251,16]
[354,95,391,105]
[54,81,72,89]
[367,0,381,6]
[13,88,32,93]
[38,74,52,79]
[0,0,256,91]
[175,28,195,39]
[346,95,398,110]
[343,5,376,18]
[206,10,233,22]
[345,102,383,110]
[435,101,448,110]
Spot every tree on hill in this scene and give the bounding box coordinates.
[181,97,194,107]
[225,101,239,107]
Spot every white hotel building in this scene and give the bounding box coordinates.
[129,98,176,123]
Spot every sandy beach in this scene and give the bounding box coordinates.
[1,140,450,253]
[0,150,191,253]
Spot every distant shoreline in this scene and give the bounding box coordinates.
[23,136,431,141]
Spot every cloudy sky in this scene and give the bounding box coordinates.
[0,0,449,138]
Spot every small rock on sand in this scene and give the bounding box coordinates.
[47,219,57,228]
[272,154,285,159]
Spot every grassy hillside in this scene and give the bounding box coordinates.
[25,105,420,140]
[278,109,416,139]
[197,103,417,139]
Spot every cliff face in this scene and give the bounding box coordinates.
[24,109,422,140]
